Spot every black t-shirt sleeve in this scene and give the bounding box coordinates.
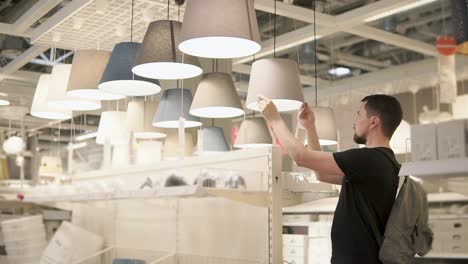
[333,148,372,183]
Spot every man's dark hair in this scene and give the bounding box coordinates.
[361,94,403,138]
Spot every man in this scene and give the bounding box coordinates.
[257,94,403,264]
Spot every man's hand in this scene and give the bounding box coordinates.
[298,102,315,130]
[257,95,281,123]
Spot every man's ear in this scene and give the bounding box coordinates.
[370,116,380,128]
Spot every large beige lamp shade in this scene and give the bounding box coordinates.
[31,74,72,120]
[190,72,244,118]
[96,111,129,145]
[67,50,125,100]
[246,58,304,112]
[48,64,102,111]
[126,100,166,139]
[132,20,202,80]
[234,118,273,149]
[179,0,261,58]
[312,107,338,146]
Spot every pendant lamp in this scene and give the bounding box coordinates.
[191,72,244,118]
[96,111,129,145]
[179,0,261,58]
[152,88,202,128]
[98,42,161,96]
[132,20,202,80]
[234,118,273,149]
[197,126,230,153]
[31,74,72,120]
[312,107,338,146]
[126,100,166,139]
[48,64,102,111]
[67,50,125,100]
[163,129,194,160]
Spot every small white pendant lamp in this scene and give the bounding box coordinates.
[31,74,72,120]
[96,111,129,145]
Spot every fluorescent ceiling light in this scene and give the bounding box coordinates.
[67,142,88,150]
[0,99,10,106]
[364,0,438,22]
[76,131,98,141]
[328,67,351,77]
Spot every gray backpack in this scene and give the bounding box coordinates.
[373,150,433,264]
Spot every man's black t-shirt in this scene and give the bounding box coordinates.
[331,147,399,264]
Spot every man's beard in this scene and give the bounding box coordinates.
[353,133,367,145]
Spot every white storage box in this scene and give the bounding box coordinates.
[411,123,438,161]
[437,119,468,159]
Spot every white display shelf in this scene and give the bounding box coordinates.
[428,192,468,203]
[283,197,338,214]
[399,158,468,178]
[418,252,468,259]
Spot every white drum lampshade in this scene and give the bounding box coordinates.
[132,20,202,80]
[234,118,273,149]
[67,50,125,100]
[48,64,102,111]
[179,0,261,58]
[246,58,304,112]
[153,88,202,128]
[190,72,244,118]
[96,111,129,145]
[126,100,166,139]
[312,107,338,146]
[136,141,162,164]
[31,74,72,120]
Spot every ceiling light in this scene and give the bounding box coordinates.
[31,74,72,120]
[179,0,261,58]
[246,58,304,112]
[132,20,202,80]
[364,0,438,22]
[328,67,351,77]
[126,100,166,139]
[75,131,98,141]
[67,50,125,101]
[48,64,102,111]
[190,72,244,118]
[0,99,10,106]
[152,88,202,128]
[99,42,161,96]
[234,118,273,149]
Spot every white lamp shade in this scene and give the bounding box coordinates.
[312,107,338,146]
[3,136,25,155]
[112,144,130,168]
[96,111,129,145]
[390,120,411,154]
[190,72,244,118]
[132,20,202,80]
[48,64,102,111]
[419,107,452,124]
[126,100,166,139]
[39,155,63,175]
[179,0,261,58]
[153,88,202,128]
[246,58,304,112]
[163,130,194,159]
[234,118,272,149]
[31,74,72,120]
[453,94,468,119]
[136,141,162,164]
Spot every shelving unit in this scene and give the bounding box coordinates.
[418,253,468,260]
[399,158,468,178]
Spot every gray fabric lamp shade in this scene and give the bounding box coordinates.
[126,100,166,139]
[246,58,304,112]
[152,88,201,128]
[312,107,338,146]
[179,0,261,58]
[190,72,244,118]
[98,42,161,96]
[234,118,272,149]
[200,126,229,152]
[132,20,202,80]
[67,50,125,100]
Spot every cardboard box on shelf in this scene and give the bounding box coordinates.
[411,124,438,161]
[437,119,468,160]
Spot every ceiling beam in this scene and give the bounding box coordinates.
[0,70,41,83]
[0,23,30,37]
[0,45,49,75]
[11,0,62,33]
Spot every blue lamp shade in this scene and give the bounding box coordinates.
[200,127,229,153]
[152,88,201,128]
[98,42,161,96]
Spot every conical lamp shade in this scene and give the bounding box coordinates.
[234,118,272,149]
[246,58,304,112]
[152,88,202,128]
[31,74,72,120]
[67,50,125,100]
[163,129,194,159]
[132,20,202,80]
[126,100,166,139]
[179,0,260,58]
[390,120,411,154]
[199,126,229,153]
[96,111,129,145]
[190,72,244,118]
[48,64,102,111]
[312,107,338,146]
[99,42,161,96]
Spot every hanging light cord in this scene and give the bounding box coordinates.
[130,0,134,42]
[313,0,318,107]
[273,0,277,58]
[167,0,170,20]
